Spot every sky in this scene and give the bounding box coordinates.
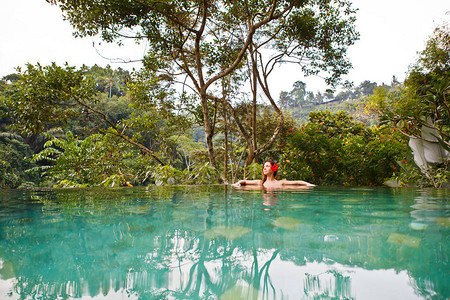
[1,0,449,96]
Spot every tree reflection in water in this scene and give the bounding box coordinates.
[0,186,447,299]
[303,270,351,299]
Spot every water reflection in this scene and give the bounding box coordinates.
[262,190,278,210]
[235,184,313,211]
[0,186,448,299]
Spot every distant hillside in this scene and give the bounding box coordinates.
[280,79,402,126]
[287,96,376,125]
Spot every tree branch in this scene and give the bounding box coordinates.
[204,1,295,90]
[134,0,199,34]
[70,93,165,165]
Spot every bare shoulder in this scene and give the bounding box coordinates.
[279,180,316,187]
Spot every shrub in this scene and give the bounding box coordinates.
[31,131,156,187]
[282,111,409,186]
[0,134,40,188]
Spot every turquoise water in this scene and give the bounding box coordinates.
[0,186,448,299]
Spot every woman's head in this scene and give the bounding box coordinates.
[262,161,278,183]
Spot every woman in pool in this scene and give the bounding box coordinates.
[235,160,315,188]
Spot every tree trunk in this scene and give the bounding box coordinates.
[251,45,258,164]
[223,101,229,184]
[200,93,223,183]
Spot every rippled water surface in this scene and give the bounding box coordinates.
[0,186,448,299]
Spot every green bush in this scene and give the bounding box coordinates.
[282,111,409,186]
[31,131,156,187]
[0,134,40,188]
[244,162,264,180]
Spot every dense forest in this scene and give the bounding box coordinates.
[0,1,448,189]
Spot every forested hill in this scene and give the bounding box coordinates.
[280,79,402,125]
[287,96,371,125]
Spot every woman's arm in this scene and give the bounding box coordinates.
[234,179,262,186]
[280,180,316,187]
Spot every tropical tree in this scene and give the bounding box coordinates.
[357,80,377,96]
[366,24,450,187]
[87,65,129,99]
[279,80,307,108]
[279,91,294,109]
[45,0,359,180]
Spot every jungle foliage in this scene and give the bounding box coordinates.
[0,64,298,187]
[0,134,40,189]
[0,65,415,188]
[280,111,409,186]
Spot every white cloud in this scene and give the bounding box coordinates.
[0,0,144,74]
